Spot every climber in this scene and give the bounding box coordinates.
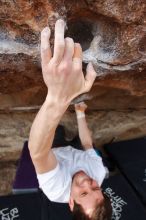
[28,19,112,220]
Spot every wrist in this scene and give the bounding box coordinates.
[45,94,69,116]
[46,92,70,108]
[76,111,85,119]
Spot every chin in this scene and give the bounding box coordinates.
[72,170,86,180]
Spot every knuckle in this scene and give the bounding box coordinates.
[58,62,69,72]
[65,37,74,43]
[83,84,89,93]
[57,41,65,49]
[86,86,91,92]
[41,47,49,53]
[65,37,72,41]
[41,27,50,38]
[73,64,81,72]
[86,88,90,93]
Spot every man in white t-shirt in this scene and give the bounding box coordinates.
[28,19,112,220]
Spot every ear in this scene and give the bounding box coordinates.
[69,197,74,211]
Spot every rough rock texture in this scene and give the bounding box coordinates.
[0,0,146,194]
[0,162,16,196]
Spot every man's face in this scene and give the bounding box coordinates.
[69,171,104,217]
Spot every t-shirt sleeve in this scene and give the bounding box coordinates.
[86,148,102,159]
[37,163,71,203]
[85,148,108,186]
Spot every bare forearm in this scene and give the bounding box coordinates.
[28,96,68,161]
[77,116,93,150]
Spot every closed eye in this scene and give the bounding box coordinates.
[93,187,100,191]
[81,192,88,197]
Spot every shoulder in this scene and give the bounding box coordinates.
[37,162,71,203]
[84,149,107,185]
[85,148,102,160]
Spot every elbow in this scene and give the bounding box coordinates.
[30,152,41,162]
[28,141,41,162]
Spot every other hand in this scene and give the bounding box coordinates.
[75,102,88,112]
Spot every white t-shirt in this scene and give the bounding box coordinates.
[37,146,107,203]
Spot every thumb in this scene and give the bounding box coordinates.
[84,62,97,92]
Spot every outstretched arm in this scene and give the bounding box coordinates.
[28,19,97,174]
[75,102,93,150]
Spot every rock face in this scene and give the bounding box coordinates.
[1,0,146,108]
[0,0,146,194]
